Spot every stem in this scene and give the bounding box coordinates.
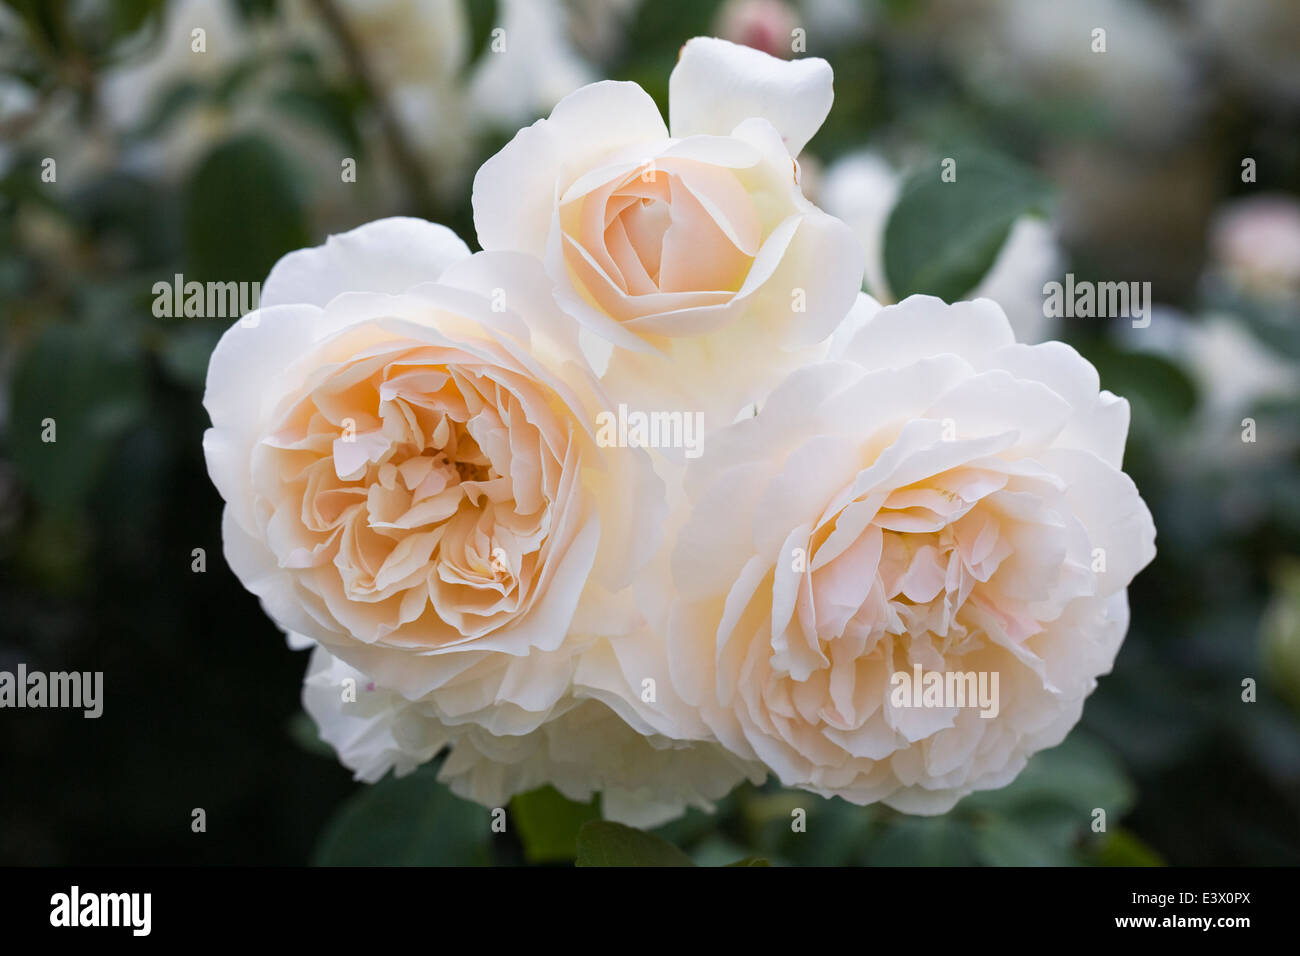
[308,0,435,218]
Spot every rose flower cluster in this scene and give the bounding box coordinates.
[204,38,1155,825]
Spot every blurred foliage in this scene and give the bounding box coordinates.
[1,0,1298,866]
[312,762,493,866]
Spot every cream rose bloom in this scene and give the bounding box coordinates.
[668,293,1156,813]
[297,461,761,826]
[204,217,662,737]
[303,642,758,827]
[472,36,863,428]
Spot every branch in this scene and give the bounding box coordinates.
[308,0,436,218]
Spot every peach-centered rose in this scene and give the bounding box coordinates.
[261,319,581,649]
[473,37,863,428]
[205,218,661,731]
[560,157,762,330]
[669,294,1157,813]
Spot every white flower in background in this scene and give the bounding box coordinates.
[1118,307,1300,459]
[467,0,595,130]
[1108,196,1300,460]
[205,217,663,738]
[971,219,1063,346]
[1210,195,1300,300]
[1,85,115,195]
[820,150,1063,344]
[92,0,350,211]
[320,0,469,91]
[714,0,871,55]
[564,0,644,67]
[668,294,1155,813]
[286,0,596,198]
[799,0,872,40]
[715,0,802,58]
[282,0,474,199]
[101,0,250,132]
[0,6,111,189]
[473,37,863,430]
[0,71,35,179]
[949,0,1197,144]
[99,0,282,179]
[818,151,896,300]
[1178,316,1300,428]
[1191,0,1300,105]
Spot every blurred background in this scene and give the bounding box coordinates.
[1,0,1298,866]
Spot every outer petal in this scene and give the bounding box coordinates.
[202,304,329,534]
[473,80,668,254]
[749,209,865,348]
[261,217,471,309]
[1039,447,1157,597]
[669,37,833,156]
[835,295,1016,370]
[436,698,760,827]
[978,341,1131,467]
[302,646,451,783]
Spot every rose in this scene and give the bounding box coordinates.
[951,0,1195,143]
[303,643,759,827]
[1210,194,1300,298]
[668,293,1156,812]
[472,36,863,428]
[299,483,763,827]
[715,0,802,59]
[204,217,662,737]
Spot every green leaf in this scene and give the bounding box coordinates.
[690,834,755,867]
[73,172,181,268]
[1079,343,1198,427]
[183,134,310,284]
[961,731,1135,819]
[270,82,363,155]
[510,786,599,863]
[231,0,277,21]
[1087,828,1165,867]
[884,150,1051,302]
[465,0,499,68]
[130,78,207,140]
[971,814,1077,867]
[575,821,695,867]
[724,857,771,867]
[1205,285,1300,362]
[741,790,877,866]
[286,711,333,758]
[9,322,148,518]
[866,816,979,866]
[212,54,270,106]
[107,0,165,38]
[313,766,491,866]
